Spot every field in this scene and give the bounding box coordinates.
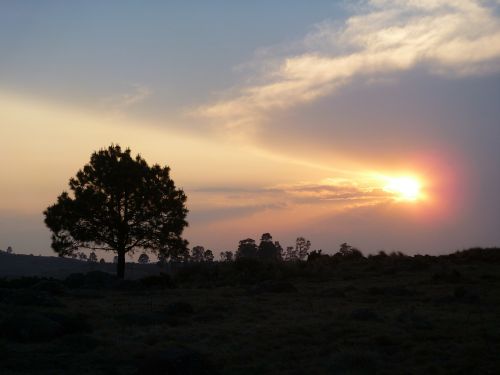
[1,250,500,374]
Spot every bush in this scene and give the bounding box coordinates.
[32,280,68,295]
[59,334,102,353]
[0,288,63,307]
[396,309,433,330]
[249,280,297,294]
[367,286,416,297]
[115,312,169,326]
[350,308,380,321]
[234,258,279,284]
[136,346,218,375]
[166,301,194,316]
[64,273,86,288]
[328,349,379,374]
[173,262,222,286]
[0,313,63,342]
[139,273,176,289]
[447,247,500,263]
[431,269,462,283]
[65,271,118,289]
[0,276,49,289]
[43,312,91,334]
[320,287,346,298]
[0,311,90,343]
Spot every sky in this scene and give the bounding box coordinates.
[1,0,500,257]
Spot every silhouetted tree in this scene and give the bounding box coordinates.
[99,258,106,264]
[204,249,214,262]
[44,144,188,278]
[275,241,284,260]
[6,246,13,254]
[236,238,258,259]
[368,250,388,260]
[307,249,324,262]
[170,247,190,263]
[296,237,311,260]
[220,251,234,262]
[138,253,150,264]
[191,246,205,262]
[157,253,167,266]
[284,246,297,261]
[88,251,98,263]
[78,252,88,261]
[257,233,281,261]
[335,243,364,259]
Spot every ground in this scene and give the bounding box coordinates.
[1,254,499,374]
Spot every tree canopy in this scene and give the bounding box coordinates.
[257,233,282,261]
[236,238,258,259]
[44,144,188,278]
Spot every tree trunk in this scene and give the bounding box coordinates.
[117,250,126,279]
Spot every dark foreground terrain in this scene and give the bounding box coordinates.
[1,249,500,374]
[0,253,163,279]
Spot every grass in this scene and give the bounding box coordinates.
[1,252,500,374]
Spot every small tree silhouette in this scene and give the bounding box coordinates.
[220,251,234,262]
[336,243,364,259]
[307,249,323,261]
[236,238,258,259]
[191,246,205,262]
[138,253,150,264]
[296,237,311,260]
[204,249,214,262]
[284,246,297,261]
[88,252,98,263]
[257,233,281,261]
[274,241,284,260]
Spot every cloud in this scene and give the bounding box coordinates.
[195,0,500,134]
[101,84,152,113]
[277,180,391,202]
[191,177,397,221]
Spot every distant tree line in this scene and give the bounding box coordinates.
[148,233,314,265]
[0,246,14,254]
[66,233,365,267]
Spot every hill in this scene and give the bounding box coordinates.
[0,252,163,279]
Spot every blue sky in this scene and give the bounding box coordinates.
[1,1,345,111]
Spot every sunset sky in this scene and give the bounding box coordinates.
[1,0,500,257]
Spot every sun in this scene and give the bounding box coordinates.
[383,176,422,201]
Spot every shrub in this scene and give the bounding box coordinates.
[32,280,68,296]
[136,346,218,375]
[139,273,175,289]
[249,280,297,294]
[115,312,168,326]
[166,301,194,316]
[350,308,380,321]
[0,313,63,342]
[65,271,118,289]
[0,288,63,307]
[43,312,92,334]
[320,287,346,298]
